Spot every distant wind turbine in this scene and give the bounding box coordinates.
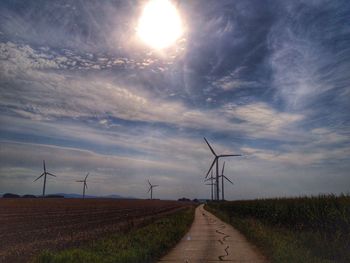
[219,162,234,200]
[34,160,57,197]
[204,137,241,200]
[148,180,158,200]
[205,170,216,201]
[76,173,89,199]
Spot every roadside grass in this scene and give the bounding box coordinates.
[34,207,195,263]
[206,195,350,263]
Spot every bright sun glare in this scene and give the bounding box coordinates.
[137,0,183,49]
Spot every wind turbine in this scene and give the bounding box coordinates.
[205,170,216,201]
[204,137,241,200]
[148,180,158,200]
[76,173,89,199]
[34,160,57,197]
[219,162,234,200]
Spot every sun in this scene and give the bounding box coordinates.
[137,0,183,49]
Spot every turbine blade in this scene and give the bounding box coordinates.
[222,161,225,175]
[204,137,217,156]
[34,173,44,182]
[224,176,234,185]
[219,154,241,157]
[205,158,217,178]
[47,172,56,177]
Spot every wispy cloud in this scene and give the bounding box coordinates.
[0,42,305,141]
[212,66,262,91]
[268,1,350,111]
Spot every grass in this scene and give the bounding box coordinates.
[34,207,195,263]
[206,194,350,263]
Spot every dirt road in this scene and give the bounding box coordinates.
[159,204,268,263]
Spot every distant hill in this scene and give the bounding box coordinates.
[1,193,136,199]
[54,193,136,199]
[2,193,20,198]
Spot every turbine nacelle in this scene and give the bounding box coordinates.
[204,137,241,178]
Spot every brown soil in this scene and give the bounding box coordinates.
[0,198,190,262]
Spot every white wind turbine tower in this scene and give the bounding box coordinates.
[204,137,241,200]
[205,170,216,201]
[76,173,90,199]
[148,180,159,200]
[219,162,234,200]
[34,160,57,197]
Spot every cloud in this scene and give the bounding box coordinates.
[0,42,165,76]
[212,66,261,91]
[232,102,302,130]
[0,1,135,52]
[0,41,305,142]
[0,140,187,173]
[221,102,304,140]
[310,128,349,145]
[268,1,350,110]
[0,113,234,172]
[241,125,350,166]
[0,42,60,76]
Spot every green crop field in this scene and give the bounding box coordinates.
[206,194,350,263]
[34,206,195,263]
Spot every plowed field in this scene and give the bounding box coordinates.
[0,199,190,262]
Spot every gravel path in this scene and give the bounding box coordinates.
[159,204,268,263]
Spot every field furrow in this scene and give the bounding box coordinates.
[0,199,191,263]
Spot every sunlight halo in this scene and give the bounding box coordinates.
[137,0,183,49]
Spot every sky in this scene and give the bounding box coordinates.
[0,0,349,200]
